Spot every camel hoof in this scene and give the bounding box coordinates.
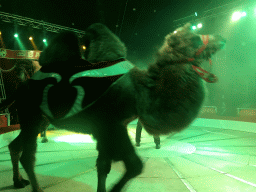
[14,179,30,188]
[41,138,48,143]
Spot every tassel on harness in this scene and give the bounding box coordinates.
[190,35,218,83]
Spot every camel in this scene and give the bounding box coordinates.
[0,23,225,191]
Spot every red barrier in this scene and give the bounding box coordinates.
[0,124,20,135]
[0,115,7,127]
[199,106,256,123]
[0,48,41,60]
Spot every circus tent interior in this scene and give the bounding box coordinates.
[0,0,256,191]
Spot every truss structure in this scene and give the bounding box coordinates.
[173,0,247,27]
[0,11,86,38]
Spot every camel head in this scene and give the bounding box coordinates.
[158,23,226,65]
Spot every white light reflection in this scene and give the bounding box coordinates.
[53,134,95,144]
[211,167,256,188]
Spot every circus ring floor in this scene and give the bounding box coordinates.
[0,118,256,192]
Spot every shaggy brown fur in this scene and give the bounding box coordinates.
[1,23,225,192]
[83,23,127,63]
[132,23,225,135]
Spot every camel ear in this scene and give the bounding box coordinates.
[166,34,179,47]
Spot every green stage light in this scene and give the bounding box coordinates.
[43,38,48,47]
[192,26,197,30]
[14,35,26,50]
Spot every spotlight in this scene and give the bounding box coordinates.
[192,26,197,30]
[14,33,18,38]
[82,45,86,50]
[197,23,203,28]
[174,31,177,34]
[231,11,246,21]
[43,38,48,47]
[0,31,1,35]
[29,36,33,40]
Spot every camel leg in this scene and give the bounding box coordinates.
[110,154,143,192]
[96,147,112,192]
[8,134,30,188]
[40,116,49,143]
[19,131,43,192]
[40,130,48,143]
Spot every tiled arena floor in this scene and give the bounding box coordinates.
[1,119,256,192]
